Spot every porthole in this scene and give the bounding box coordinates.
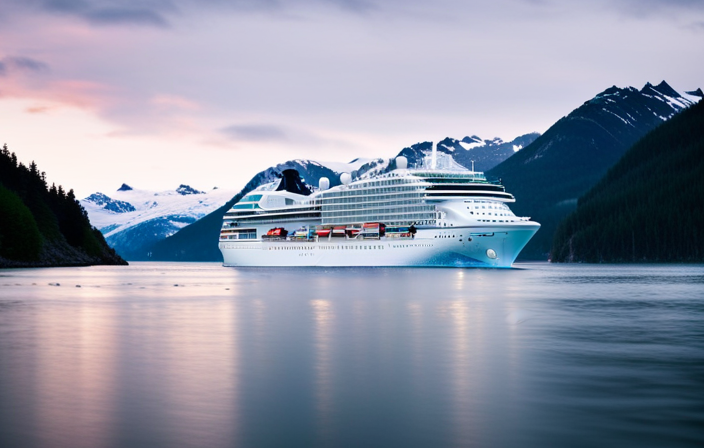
[486,249,497,259]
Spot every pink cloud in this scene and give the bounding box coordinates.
[0,67,204,137]
[45,79,120,111]
[25,105,54,114]
[0,62,121,114]
[150,94,201,111]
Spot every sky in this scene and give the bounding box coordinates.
[0,0,703,197]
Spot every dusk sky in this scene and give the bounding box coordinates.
[1,0,702,197]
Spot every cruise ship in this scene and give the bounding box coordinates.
[219,150,539,267]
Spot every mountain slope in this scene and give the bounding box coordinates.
[551,98,704,262]
[0,144,126,267]
[487,81,699,260]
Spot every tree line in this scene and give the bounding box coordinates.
[0,144,125,265]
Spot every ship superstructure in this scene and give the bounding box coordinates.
[219,150,539,267]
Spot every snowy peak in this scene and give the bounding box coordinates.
[84,192,136,213]
[452,136,509,152]
[649,80,680,98]
[356,158,393,179]
[176,184,204,195]
[437,137,459,152]
[582,80,696,130]
[117,183,133,191]
[461,135,482,144]
[483,137,505,147]
[640,81,695,110]
[685,88,704,98]
[594,85,622,99]
[437,136,507,153]
[498,81,700,173]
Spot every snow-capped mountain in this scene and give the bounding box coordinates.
[333,133,540,181]
[396,133,540,173]
[83,192,136,213]
[348,133,539,179]
[81,185,237,259]
[176,184,204,195]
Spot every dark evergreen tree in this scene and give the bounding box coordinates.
[0,185,42,261]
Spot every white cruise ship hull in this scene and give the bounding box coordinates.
[219,223,539,268]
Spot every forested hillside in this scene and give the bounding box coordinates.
[0,144,126,267]
[551,99,704,263]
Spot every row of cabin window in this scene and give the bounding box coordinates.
[320,192,424,205]
[322,185,422,197]
[323,212,436,222]
[324,202,435,213]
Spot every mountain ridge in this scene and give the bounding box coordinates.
[488,80,699,259]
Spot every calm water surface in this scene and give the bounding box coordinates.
[0,263,703,448]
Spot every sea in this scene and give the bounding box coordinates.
[0,262,703,448]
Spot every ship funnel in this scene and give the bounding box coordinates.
[340,173,352,185]
[319,177,330,191]
[395,156,408,170]
[275,169,312,196]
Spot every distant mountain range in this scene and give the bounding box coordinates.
[81,185,237,260]
[488,81,700,259]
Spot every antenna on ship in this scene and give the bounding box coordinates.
[471,160,475,173]
[431,141,437,170]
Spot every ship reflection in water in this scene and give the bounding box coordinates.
[1,263,703,448]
